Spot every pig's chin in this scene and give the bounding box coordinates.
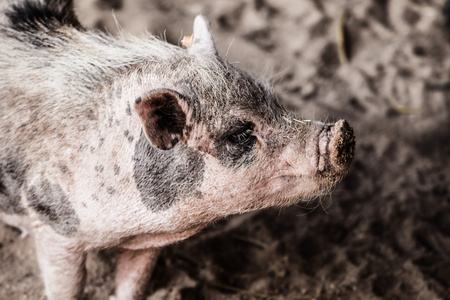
[267,174,336,206]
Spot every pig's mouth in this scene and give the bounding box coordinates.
[317,119,355,179]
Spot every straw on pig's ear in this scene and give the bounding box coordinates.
[189,15,218,56]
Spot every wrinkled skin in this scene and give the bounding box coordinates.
[0,0,354,299]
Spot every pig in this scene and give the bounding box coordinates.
[0,0,355,299]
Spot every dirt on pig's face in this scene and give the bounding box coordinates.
[134,57,355,218]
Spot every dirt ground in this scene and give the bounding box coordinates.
[1,0,450,299]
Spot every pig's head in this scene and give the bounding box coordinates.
[133,16,355,219]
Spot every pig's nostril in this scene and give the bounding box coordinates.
[329,119,355,172]
[336,119,350,132]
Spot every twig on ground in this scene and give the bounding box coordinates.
[392,105,421,114]
[230,234,268,250]
[336,11,350,65]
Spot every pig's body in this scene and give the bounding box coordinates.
[0,0,355,299]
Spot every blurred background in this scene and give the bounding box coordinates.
[0,0,449,299]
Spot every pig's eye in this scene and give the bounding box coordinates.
[214,121,257,167]
[223,121,257,159]
[227,121,256,146]
[228,127,254,144]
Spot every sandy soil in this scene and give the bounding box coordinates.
[1,0,450,299]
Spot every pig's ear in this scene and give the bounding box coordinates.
[190,15,218,56]
[134,89,190,150]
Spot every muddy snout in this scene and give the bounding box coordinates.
[317,119,355,176]
[329,119,355,173]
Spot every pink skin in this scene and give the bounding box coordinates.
[0,118,352,300]
[159,118,353,231]
[109,118,353,300]
[0,6,356,298]
[0,119,351,300]
[191,119,350,214]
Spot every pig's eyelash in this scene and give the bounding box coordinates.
[230,128,253,143]
[227,121,255,144]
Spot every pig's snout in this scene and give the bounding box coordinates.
[326,119,355,175]
[317,119,354,176]
[267,118,354,203]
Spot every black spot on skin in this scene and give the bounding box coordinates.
[0,160,27,215]
[193,190,203,199]
[27,179,79,237]
[124,130,134,143]
[99,137,105,147]
[214,121,257,168]
[86,109,96,121]
[125,103,132,116]
[184,125,193,138]
[106,187,115,195]
[95,165,104,173]
[135,97,142,104]
[113,165,120,176]
[58,162,69,173]
[133,132,205,211]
